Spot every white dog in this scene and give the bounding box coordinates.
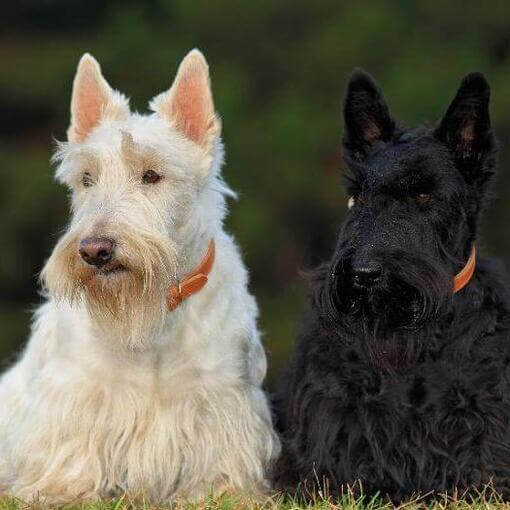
[0,50,279,503]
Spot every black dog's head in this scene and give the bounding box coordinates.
[323,70,496,333]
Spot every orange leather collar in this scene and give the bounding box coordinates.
[453,245,476,293]
[166,240,215,311]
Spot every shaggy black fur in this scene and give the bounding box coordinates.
[273,70,510,502]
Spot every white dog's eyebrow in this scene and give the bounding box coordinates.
[120,130,136,156]
[53,143,100,182]
[120,130,190,181]
[53,141,99,166]
[121,131,169,171]
[121,130,160,162]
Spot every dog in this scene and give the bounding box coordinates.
[273,70,510,501]
[0,50,279,503]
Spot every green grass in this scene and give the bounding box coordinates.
[2,486,510,510]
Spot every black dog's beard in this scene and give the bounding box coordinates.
[329,251,452,328]
[313,251,453,369]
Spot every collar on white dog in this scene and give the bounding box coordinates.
[166,240,216,311]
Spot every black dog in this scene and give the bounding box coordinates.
[273,71,510,501]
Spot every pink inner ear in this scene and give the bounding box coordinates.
[71,74,105,143]
[458,121,475,158]
[171,72,212,145]
[461,122,475,143]
[362,117,381,143]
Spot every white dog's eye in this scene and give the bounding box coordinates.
[82,171,93,188]
[348,196,355,209]
[142,169,161,185]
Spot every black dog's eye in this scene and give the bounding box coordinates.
[142,169,161,184]
[82,171,93,188]
[415,193,431,206]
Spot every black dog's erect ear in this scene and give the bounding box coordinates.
[435,73,495,180]
[343,69,396,160]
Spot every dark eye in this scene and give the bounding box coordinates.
[142,169,161,184]
[415,193,431,206]
[82,171,93,188]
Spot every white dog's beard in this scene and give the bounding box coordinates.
[84,270,168,351]
[41,228,177,350]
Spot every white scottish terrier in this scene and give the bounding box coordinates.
[0,50,279,503]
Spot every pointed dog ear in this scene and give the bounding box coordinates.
[434,72,495,181]
[343,69,396,161]
[67,53,129,143]
[150,49,220,150]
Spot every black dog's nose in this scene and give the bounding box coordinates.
[79,237,115,268]
[352,261,383,288]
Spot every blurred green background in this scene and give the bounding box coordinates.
[2,1,510,386]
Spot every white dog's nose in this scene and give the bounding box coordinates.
[79,237,115,268]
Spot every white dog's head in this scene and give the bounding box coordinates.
[41,50,233,349]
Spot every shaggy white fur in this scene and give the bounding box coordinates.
[0,50,279,503]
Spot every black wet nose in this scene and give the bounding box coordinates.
[79,237,115,268]
[352,261,383,288]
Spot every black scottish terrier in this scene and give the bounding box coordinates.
[273,70,510,501]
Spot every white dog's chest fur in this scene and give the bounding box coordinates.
[0,239,277,501]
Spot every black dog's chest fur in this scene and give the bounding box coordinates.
[275,266,510,500]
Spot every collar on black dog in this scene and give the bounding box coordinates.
[453,245,476,293]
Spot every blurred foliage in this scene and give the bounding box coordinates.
[2,0,510,386]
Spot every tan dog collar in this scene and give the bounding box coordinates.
[453,245,476,293]
[166,240,215,311]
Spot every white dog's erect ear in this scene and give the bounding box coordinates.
[150,49,220,147]
[67,53,130,143]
